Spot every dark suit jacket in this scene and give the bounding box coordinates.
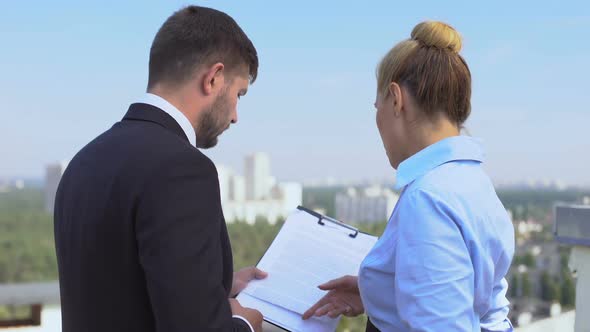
[54,103,250,332]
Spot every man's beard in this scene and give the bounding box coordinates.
[195,91,231,149]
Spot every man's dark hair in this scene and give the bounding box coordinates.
[147,6,258,89]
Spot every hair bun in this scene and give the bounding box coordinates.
[411,21,462,53]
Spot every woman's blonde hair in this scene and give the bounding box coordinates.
[377,21,471,125]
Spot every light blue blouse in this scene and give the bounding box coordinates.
[358,136,514,332]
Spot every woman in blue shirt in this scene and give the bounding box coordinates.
[303,21,515,331]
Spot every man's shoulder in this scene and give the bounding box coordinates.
[66,121,215,180]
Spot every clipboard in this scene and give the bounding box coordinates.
[236,206,378,332]
[295,206,361,238]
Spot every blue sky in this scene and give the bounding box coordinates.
[1,1,589,186]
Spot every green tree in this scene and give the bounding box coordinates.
[523,252,535,268]
[552,277,562,303]
[540,272,560,302]
[337,315,368,331]
[0,190,57,284]
[510,274,519,298]
[560,251,570,275]
[521,273,532,298]
[560,273,576,307]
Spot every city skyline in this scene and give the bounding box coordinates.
[1,1,589,186]
[3,155,587,190]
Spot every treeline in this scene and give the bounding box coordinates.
[0,189,57,282]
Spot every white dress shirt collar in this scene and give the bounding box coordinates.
[138,93,197,147]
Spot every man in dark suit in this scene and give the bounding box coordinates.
[54,6,266,332]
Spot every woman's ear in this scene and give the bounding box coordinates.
[388,82,403,118]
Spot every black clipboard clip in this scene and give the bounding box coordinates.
[296,205,359,238]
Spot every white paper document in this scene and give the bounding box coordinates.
[237,207,378,332]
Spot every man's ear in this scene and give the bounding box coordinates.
[201,62,225,96]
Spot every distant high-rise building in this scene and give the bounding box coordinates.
[0,179,9,193]
[45,162,67,214]
[230,174,246,202]
[276,182,303,211]
[245,152,271,200]
[215,154,302,224]
[14,179,25,190]
[217,165,247,203]
[335,185,399,224]
[216,165,233,203]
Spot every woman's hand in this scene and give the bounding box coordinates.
[302,275,364,320]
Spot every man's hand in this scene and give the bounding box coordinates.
[229,298,263,332]
[231,267,268,298]
[302,275,364,320]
